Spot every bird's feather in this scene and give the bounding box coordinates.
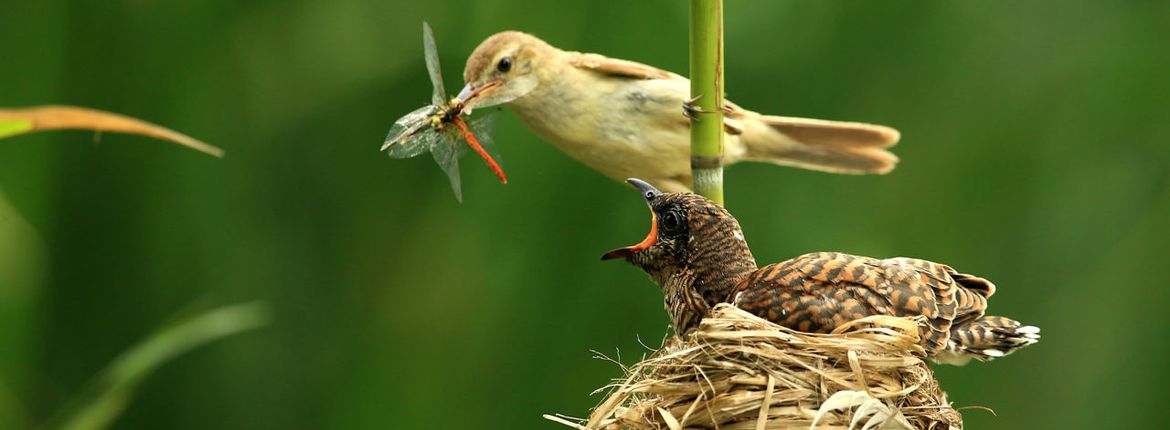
[732,253,996,354]
[567,52,682,81]
[759,115,900,148]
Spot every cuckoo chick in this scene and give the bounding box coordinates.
[602,179,1040,365]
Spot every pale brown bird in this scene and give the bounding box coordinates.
[457,31,901,192]
[602,179,1040,365]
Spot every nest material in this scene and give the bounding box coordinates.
[548,304,962,430]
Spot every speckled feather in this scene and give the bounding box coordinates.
[731,252,996,354]
[611,186,1039,363]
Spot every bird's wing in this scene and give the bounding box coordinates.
[942,272,994,328]
[951,272,996,298]
[732,252,894,333]
[875,257,961,319]
[566,51,899,163]
[568,52,749,136]
[733,252,968,353]
[567,52,684,81]
[851,256,963,353]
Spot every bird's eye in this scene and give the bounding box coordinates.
[661,210,685,235]
[496,57,512,73]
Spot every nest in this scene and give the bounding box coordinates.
[547,304,962,430]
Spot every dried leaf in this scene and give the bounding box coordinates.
[811,390,914,430]
[656,407,681,430]
[754,375,773,430]
[542,414,587,430]
[0,106,223,157]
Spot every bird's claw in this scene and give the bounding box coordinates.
[683,95,728,120]
[683,95,712,119]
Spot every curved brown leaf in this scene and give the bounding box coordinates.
[0,105,223,157]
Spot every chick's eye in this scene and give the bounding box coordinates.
[496,57,512,73]
[661,211,685,235]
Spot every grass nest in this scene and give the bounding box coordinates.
[547,304,962,430]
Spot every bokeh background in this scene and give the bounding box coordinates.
[2,1,1169,429]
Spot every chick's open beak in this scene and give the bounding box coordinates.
[601,213,657,260]
[601,179,664,261]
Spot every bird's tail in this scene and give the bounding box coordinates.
[932,316,1041,366]
[740,115,900,174]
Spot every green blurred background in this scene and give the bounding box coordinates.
[2,1,1168,428]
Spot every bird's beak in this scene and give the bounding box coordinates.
[455,83,476,102]
[601,179,663,260]
[457,80,503,112]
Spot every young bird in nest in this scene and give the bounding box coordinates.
[457,32,900,193]
[602,179,1040,365]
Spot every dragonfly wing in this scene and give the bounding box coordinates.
[467,114,502,167]
[383,105,434,157]
[387,127,439,159]
[431,131,463,202]
[455,115,506,183]
[422,21,446,107]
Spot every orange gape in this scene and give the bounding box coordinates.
[454,116,507,184]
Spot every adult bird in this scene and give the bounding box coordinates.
[602,179,1040,365]
[458,31,901,193]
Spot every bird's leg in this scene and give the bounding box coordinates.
[683,95,734,120]
[683,95,715,120]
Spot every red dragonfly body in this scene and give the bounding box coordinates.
[453,116,506,183]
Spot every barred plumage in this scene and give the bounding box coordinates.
[604,179,1040,365]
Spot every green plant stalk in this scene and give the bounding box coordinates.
[48,301,271,430]
[689,0,725,205]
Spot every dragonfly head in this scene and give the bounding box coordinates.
[447,97,464,112]
[461,31,547,110]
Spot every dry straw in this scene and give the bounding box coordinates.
[547,304,962,430]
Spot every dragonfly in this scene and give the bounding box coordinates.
[381,21,507,202]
